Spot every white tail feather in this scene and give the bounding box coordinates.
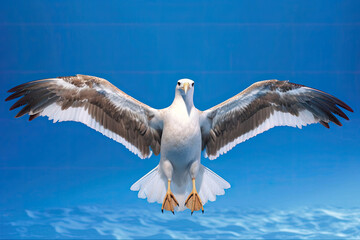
[197,165,230,204]
[130,166,166,204]
[130,165,230,211]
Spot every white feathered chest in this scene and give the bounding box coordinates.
[161,99,201,164]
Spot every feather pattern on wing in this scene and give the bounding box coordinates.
[200,80,353,160]
[6,74,163,159]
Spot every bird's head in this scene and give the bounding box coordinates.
[176,78,195,96]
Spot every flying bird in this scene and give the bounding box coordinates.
[6,75,353,214]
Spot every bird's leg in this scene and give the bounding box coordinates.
[161,180,179,214]
[185,178,204,215]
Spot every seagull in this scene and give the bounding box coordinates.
[6,75,353,214]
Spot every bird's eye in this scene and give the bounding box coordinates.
[192,83,194,87]
[177,82,181,86]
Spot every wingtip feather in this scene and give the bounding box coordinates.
[307,86,354,113]
[338,102,353,113]
[29,113,40,121]
[15,105,30,118]
[7,87,18,93]
[346,106,354,113]
[319,121,330,129]
[5,95,12,101]
[7,83,29,93]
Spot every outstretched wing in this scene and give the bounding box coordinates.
[200,80,353,160]
[6,74,163,159]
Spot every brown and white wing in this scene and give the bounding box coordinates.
[200,80,353,160]
[6,74,163,159]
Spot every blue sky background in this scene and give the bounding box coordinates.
[0,0,360,230]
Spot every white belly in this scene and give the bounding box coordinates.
[161,113,201,167]
[158,98,203,190]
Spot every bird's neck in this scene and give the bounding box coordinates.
[173,91,194,115]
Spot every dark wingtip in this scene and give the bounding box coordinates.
[308,86,354,113]
[15,106,30,118]
[320,121,330,129]
[337,111,349,120]
[7,88,17,93]
[7,84,25,93]
[335,121,342,127]
[9,105,17,111]
[7,81,39,93]
[5,95,12,101]
[334,106,350,120]
[347,106,354,113]
[5,91,24,101]
[339,103,354,113]
[9,99,26,111]
[29,113,40,121]
[330,114,342,127]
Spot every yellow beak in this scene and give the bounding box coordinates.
[182,82,190,94]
